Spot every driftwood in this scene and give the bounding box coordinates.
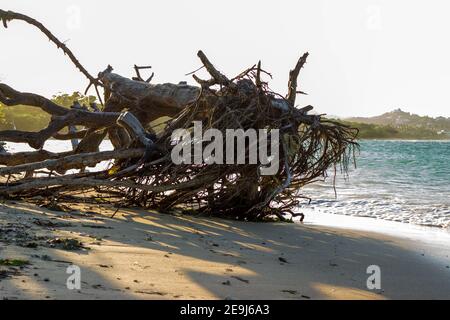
[0,148,145,176]
[0,9,358,220]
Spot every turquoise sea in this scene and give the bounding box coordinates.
[302,140,450,228]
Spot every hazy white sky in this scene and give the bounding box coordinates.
[1,0,449,117]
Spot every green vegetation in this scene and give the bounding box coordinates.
[339,109,450,140]
[341,121,449,140]
[0,92,97,132]
[0,259,30,267]
[343,109,450,140]
[348,109,450,131]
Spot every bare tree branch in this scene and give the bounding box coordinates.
[286,52,309,106]
[0,9,98,85]
[0,148,145,176]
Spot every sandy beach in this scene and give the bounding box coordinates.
[1,200,450,300]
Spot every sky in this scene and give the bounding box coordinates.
[0,0,449,118]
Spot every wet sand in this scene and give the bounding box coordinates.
[1,201,450,300]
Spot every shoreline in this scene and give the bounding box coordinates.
[1,201,450,300]
[305,211,450,248]
[305,210,450,232]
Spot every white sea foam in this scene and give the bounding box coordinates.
[300,140,450,229]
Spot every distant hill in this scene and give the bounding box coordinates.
[346,109,450,131]
[341,109,450,140]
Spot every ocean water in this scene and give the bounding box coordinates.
[301,140,450,228]
[3,140,450,228]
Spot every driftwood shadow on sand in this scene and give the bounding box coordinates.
[1,201,450,300]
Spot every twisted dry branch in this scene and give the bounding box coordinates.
[0,10,359,221]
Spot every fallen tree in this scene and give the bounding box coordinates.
[0,9,358,220]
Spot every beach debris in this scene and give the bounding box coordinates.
[39,199,72,213]
[33,218,72,228]
[0,10,358,221]
[281,290,298,295]
[231,276,249,283]
[24,242,39,248]
[0,271,14,280]
[0,259,28,281]
[81,224,112,229]
[46,238,87,251]
[278,257,289,264]
[219,252,235,257]
[30,254,71,264]
[0,222,37,245]
[135,290,167,296]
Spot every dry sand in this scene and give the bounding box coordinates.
[1,200,449,300]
